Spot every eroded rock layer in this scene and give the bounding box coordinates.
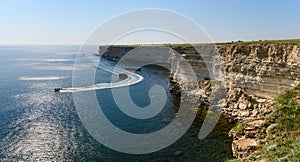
[99,44,300,159]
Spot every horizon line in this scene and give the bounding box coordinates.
[1,38,299,46]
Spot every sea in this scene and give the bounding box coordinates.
[0,45,234,161]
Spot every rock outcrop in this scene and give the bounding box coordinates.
[217,44,300,99]
[99,46,134,60]
[169,44,300,120]
[170,44,300,159]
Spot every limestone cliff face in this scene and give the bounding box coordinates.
[217,44,300,99]
[169,44,300,121]
[100,44,300,121]
[100,44,300,159]
[169,44,300,159]
[171,44,300,98]
[217,44,299,121]
[99,46,134,60]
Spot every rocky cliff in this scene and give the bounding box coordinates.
[99,43,300,159]
[215,44,300,159]
[171,44,300,120]
[218,44,300,99]
[100,44,300,121]
[100,46,134,60]
[170,44,300,159]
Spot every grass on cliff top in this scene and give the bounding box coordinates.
[220,38,300,45]
[229,84,300,161]
[104,38,300,48]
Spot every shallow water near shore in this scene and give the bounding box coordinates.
[0,45,234,161]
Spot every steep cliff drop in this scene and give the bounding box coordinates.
[96,43,300,160]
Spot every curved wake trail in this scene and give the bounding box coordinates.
[59,62,143,93]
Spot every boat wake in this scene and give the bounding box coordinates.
[57,62,143,93]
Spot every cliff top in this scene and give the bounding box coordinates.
[100,38,300,48]
[217,38,300,45]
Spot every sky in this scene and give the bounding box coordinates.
[0,0,299,44]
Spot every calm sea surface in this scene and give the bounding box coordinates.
[0,45,234,161]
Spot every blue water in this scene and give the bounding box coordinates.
[0,45,234,161]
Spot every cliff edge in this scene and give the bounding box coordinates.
[99,43,300,160]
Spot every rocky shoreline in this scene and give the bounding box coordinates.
[99,43,300,160]
[170,43,300,159]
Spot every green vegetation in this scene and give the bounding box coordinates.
[185,108,235,161]
[244,93,259,104]
[229,84,300,161]
[163,43,195,48]
[220,38,300,45]
[107,44,141,48]
[106,38,300,48]
[254,84,300,161]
